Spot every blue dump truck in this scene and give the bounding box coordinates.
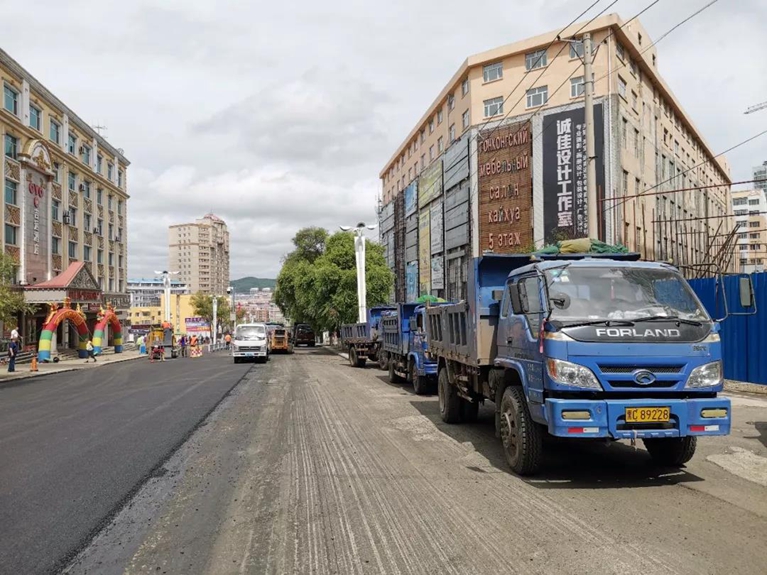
[425,252,751,475]
[382,303,444,395]
[340,306,396,368]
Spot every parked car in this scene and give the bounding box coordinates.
[293,324,316,347]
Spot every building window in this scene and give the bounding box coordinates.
[749,199,759,206]
[623,170,629,195]
[108,195,113,210]
[69,241,77,258]
[429,145,435,161]
[631,91,638,112]
[109,279,114,292]
[448,94,455,111]
[4,179,17,205]
[484,96,504,118]
[750,221,760,228]
[751,233,761,239]
[118,200,123,215]
[461,78,469,96]
[52,199,60,221]
[107,162,114,180]
[5,224,17,246]
[570,76,585,98]
[618,76,627,98]
[83,180,91,198]
[621,117,628,146]
[68,132,77,155]
[570,41,584,59]
[448,124,456,143]
[109,223,114,239]
[68,172,76,192]
[84,213,91,230]
[82,145,91,165]
[526,86,548,108]
[50,119,61,144]
[52,237,60,255]
[634,129,640,157]
[68,207,77,224]
[97,249,103,264]
[97,189,103,205]
[109,252,114,266]
[738,232,748,240]
[438,136,444,153]
[733,198,747,206]
[437,109,443,125]
[4,134,18,159]
[96,154,102,174]
[29,104,42,131]
[616,42,625,60]
[483,62,503,83]
[84,246,92,261]
[3,84,18,115]
[525,49,547,70]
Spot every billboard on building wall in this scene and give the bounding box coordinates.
[418,210,431,296]
[542,103,605,242]
[404,181,418,217]
[430,199,443,254]
[25,164,51,285]
[405,262,418,302]
[431,255,444,291]
[418,159,443,206]
[477,121,533,253]
[185,317,209,333]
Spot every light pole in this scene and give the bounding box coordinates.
[154,270,180,324]
[340,222,376,323]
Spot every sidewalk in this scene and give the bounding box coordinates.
[0,349,144,385]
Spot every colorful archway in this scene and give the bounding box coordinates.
[38,299,90,361]
[93,305,123,355]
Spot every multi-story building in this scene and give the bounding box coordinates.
[754,161,767,197]
[2,48,129,348]
[128,293,201,336]
[168,213,230,295]
[732,189,767,273]
[127,277,190,307]
[379,13,731,298]
[236,288,285,324]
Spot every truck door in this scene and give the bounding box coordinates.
[511,275,546,403]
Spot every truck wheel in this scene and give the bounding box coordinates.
[643,437,697,467]
[438,368,461,423]
[500,386,543,475]
[349,347,357,368]
[378,352,389,371]
[410,361,427,396]
[389,360,403,383]
[460,399,479,423]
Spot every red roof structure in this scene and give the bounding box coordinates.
[26,262,100,291]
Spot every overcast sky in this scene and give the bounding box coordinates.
[2,0,766,280]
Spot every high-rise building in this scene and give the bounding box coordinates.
[1,48,130,349]
[169,213,230,295]
[379,13,732,298]
[732,189,767,273]
[754,161,767,196]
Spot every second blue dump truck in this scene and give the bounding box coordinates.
[340,306,396,368]
[425,252,748,475]
[381,303,444,395]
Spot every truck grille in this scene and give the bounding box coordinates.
[239,346,262,352]
[599,365,684,374]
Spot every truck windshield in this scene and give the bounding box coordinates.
[544,266,710,323]
[235,326,265,340]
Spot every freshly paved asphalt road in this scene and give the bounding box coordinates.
[0,352,250,575]
[63,347,767,575]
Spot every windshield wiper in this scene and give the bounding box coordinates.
[633,315,703,326]
[554,319,636,329]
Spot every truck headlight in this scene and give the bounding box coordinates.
[547,359,602,390]
[685,361,722,388]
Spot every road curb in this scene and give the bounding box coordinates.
[0,353,145,388]
[725,380,767,396]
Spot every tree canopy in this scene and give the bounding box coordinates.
[190,292,235,332]
[0,253,35,328]
[274,228,393,333]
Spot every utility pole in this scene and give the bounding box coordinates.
[340,223,376,323]
[212,297,218,344]
[583,33,599,240]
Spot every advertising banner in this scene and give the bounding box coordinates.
[404,181,418,217]
[430,199,443,254]
[418,210,431,296]
[25,167,50,285]
[542,103,605,242]
[184,317,209,333]
[477,121,533,253]
[418,159,443,206]
[431,255,444,291]
[405,262,418,302]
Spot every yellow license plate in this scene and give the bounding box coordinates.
[625,407,670,423]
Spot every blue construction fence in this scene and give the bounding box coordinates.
[688,273,767,385]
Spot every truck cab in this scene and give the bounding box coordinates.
[232,322,269,363]
[382,304,440,394]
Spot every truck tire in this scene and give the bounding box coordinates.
[438,368,461,423]
[500,386,543,475]
[460,399,479,423]
[349,347,357,368]
[378,352,389,371]
[643,437,697,467]
[389,360,404,383]
[410,361,427,396]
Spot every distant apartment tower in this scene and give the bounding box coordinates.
[754,161,767,197]
[732,189,767,273]
[168,213,230,295]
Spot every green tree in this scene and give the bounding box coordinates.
[190,292,232,330]
[0,253,35,327]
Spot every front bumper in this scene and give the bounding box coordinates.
[422,362,438,376]
[233,347,267,358]
[545,397,731,439]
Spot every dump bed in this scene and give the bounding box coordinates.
[340,305,396,345]
[381,303,419,356]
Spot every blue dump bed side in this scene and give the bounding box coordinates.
[382,303,419,356]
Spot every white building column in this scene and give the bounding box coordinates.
[61,114,70,153]
[21,80,30,128]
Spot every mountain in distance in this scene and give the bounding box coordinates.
[231,277,277,292]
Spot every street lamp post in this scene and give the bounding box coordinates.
[154,270,179,325]
[340,222,376,323]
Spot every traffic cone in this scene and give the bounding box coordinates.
[31,357,38,372]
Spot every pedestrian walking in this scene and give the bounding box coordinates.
[225,333,232,350]
[179,335,187,358]
[85,339,97,362]
[10,325,19,343]
[7,339,17,372]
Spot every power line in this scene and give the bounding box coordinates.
[651,210,767,224]
[603,178,767,202]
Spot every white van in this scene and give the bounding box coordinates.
[232,323,269,363]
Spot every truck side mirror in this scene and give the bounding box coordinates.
[740,276,754,308]
[492,289,504,302]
